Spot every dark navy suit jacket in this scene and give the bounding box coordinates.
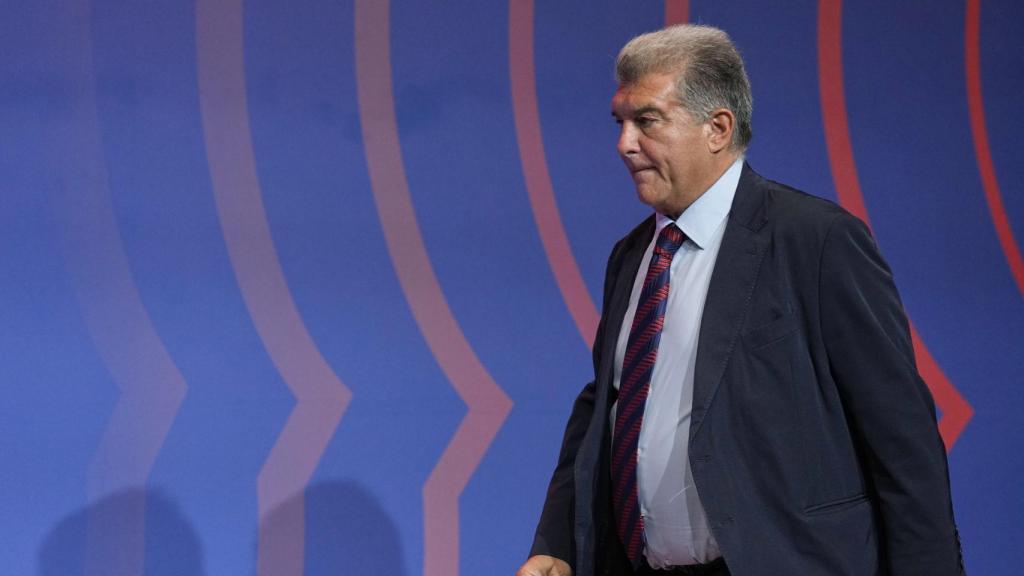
[530,165,963,576]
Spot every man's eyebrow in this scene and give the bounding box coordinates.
[611,105,666,120]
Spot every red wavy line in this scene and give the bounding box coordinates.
[54,3,188,575]
[965,0,1024,298]
[509,0,601,347]
[508,2,690,350]
[352,2,513,575]
[817,0,972,449]
[665,0,690,26]
[194,2,352,574]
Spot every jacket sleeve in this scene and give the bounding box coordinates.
[818,213,964,576]
[529,378,596,564]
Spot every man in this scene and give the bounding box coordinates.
[516,24,963,576]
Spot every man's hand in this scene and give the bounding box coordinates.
[515,555,572,576]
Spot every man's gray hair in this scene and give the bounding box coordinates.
[616,24,753,150]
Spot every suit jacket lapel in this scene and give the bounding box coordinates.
[690,163,769,437]
[596,216,655,391]
[576,214,654,473]
[572,215,654,576]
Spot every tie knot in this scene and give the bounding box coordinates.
[654,224,686,258]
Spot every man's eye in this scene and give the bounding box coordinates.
[636,117,656,127]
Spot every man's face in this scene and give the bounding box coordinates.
[611,72,714,218]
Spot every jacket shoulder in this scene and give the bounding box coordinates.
[747,174,869,247]
[759,177,849,226]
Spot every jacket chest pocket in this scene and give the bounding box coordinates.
[741,312,799,351]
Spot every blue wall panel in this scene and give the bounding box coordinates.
[2,1,1021,574]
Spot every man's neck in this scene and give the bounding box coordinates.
[664,151,741,219]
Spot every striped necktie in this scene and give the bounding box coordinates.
[611,223,687,567]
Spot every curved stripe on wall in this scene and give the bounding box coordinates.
[817,0,973,449]
[509,0,688,350]
[965,0,1024,299]
[665,0,690,25]
[52,2,187,575]
[353,2,513,576]
[509,0,601,348]
[195,2,352,575]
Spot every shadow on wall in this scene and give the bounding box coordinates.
[259,480,407,576]
[36,481,403,575]
[37,488,205,576]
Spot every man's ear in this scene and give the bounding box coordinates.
[705,108,735,153]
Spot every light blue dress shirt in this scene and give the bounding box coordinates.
[611,156,744,568]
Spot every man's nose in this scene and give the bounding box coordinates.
[617,123,639,157]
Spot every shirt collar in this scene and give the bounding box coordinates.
[655,156,744,250]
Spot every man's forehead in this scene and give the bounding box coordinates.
[611,76,680,115]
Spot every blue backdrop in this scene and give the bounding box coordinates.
[3,1,1022,575]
